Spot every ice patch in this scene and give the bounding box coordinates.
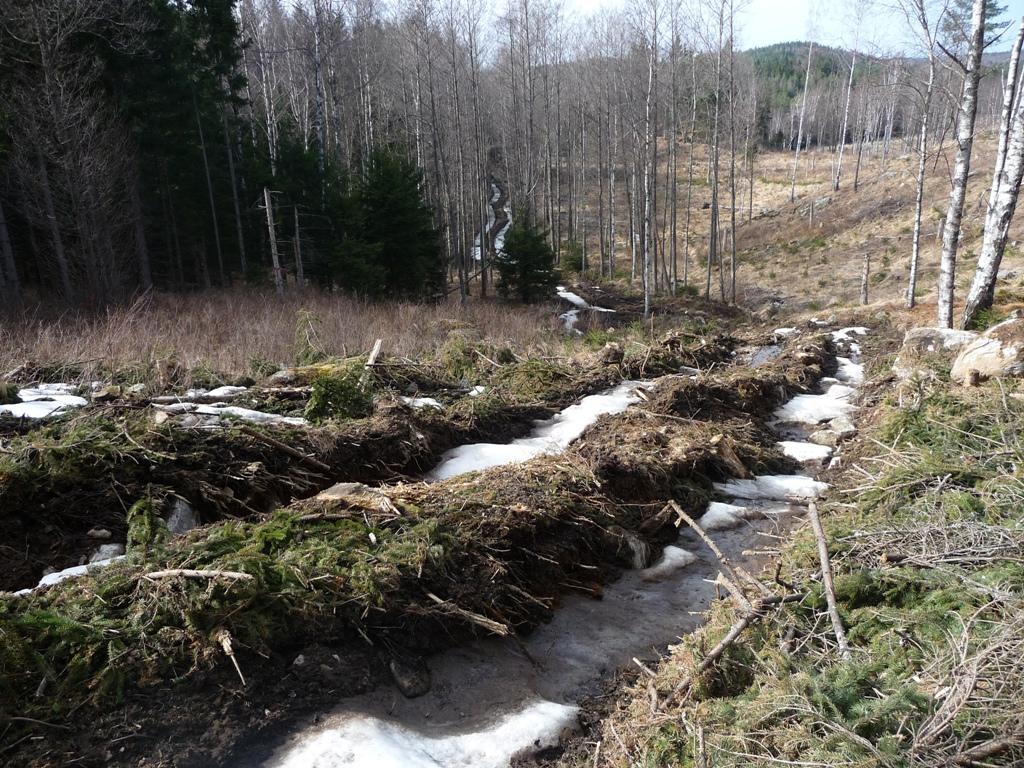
[428,381,644,480]
[271,699,579,768]
[640,546,699,580]
[714,475,828,501]
[778,440,833,462]
[401,397,443,410]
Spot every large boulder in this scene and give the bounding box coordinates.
[893,327,978,379]
[951,317,1024,384]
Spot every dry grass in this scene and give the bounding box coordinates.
[0,289,565,381]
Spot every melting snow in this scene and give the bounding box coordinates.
[773,384,856,425]
[714,475,828,501]
[778,441,833,462]
[401,397,443,410]
[556,289,589,309]
[831,327,868,343]
[0,384,88,419]
[13,556,126,596]
[272,699,579,768]
[428,381,645,480]
[640,545,698,581]
[835,356,864,385]
[469,386,487,397]
[773,327,799,338]
[701,501,749,531]
[193,405,307,426]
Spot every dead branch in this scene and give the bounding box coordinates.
[238,425,331,473]
[807,502,852,660]
[425,591,510,636]
[144,569,254,582]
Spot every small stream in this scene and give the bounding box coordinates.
[256,327,869,768]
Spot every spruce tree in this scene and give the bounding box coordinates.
[493,212,559,303]
[351,148,443,299]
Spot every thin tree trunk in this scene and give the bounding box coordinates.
[907,56,936,309]
[195,93,225,286]
[791,41,814,202]
[223,110,248,275]
[961,18,1024,328]
[937,0,985,328]
[0,199,21,304]
[264,187,284,298]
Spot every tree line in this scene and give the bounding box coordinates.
[0,0,1021,326]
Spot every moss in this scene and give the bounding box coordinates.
[304,364,374,422]
[491,359,575,402]
[126,497,169,557]
[0,381,18,405]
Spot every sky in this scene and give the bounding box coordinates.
[564,0,1024,53]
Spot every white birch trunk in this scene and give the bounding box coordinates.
[937,0,985,328]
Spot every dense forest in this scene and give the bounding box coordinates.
[0,0,1015,316]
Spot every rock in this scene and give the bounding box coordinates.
[268,369,298,386]
[951,317,1024,384]
[89,543,125,563]
[389,657,431,698]
[292,654,306,668]
[598,342,624,366]
[828,415,857,438]
[166,497,198,536]
[809,430,838,447]
[86,528,112,540]
[893,327,978,379]
[91,385,122,402]
[152,410,170,425]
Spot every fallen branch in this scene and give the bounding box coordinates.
[144,569,255,582]
[425,591,510,636]
[238,425,331,474]
[366,338,383,367]
[808,502,852,660]
[661,592,805,708]
[669,500,770,598]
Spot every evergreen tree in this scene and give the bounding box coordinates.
[349,148,443,299]
[493,212,559,303]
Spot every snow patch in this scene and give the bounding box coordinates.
[640,546,698,580]
[773,385,856,425]
[714,475,828,501]
[428,381,644,480]
[0,384,88,419]
[835,356,864,384]
[271,699,579,768]
[13,556,126,596]
[701,501,749,531]
[401,397,443,410]
[193,404,307,426]
[831,327,868,343]
[556,289,589,309]
[777,440,833,462]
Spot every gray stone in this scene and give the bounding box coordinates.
[809,430,838,447]
[89,543,125,563]
[828,415,857,438]
[166,497,198,536]
[86,528,112,540]
[951,317,1024,384]
[389,657,431,698]
[893,327,978,379]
